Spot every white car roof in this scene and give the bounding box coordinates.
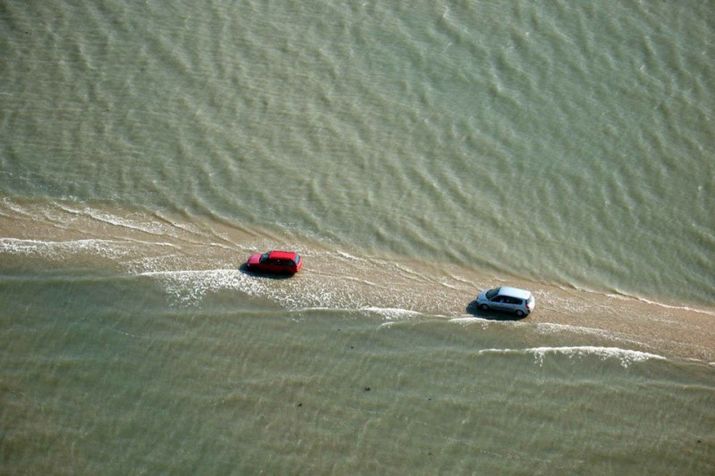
[498,287,532,299]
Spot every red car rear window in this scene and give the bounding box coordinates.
[268,251,298,261]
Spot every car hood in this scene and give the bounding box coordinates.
[476,291,487,302]
[247,253,262,265]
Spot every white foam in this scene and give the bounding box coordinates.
[136,268,321,310]
[438,280,463,291]
[56,205,170,236]
[477,346,666,368]
[153,212,206,236]
[336,250,363,261]
[449,316,498,330]
[449,316,513,326]
[450,317,487,324]
[341,276,379,287]
[631,295,715,317]
[553,283,715,317]
[534,322,638,343]
[0,237,130,259]
[0,198,32,217]
[137,269,267,306]
[360,306,422,320]
[378,321,397,328]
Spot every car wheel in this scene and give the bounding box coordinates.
[515,310,525,318]
[479,304,489,311]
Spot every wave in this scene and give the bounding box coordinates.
[553,282,715,318]
[533,322,648,346]
[336,250,364,262]
[448,316,523,327]
[56,204,172,237]
[477,346,666,368]
[136,268,271,306]
[0,237,132,259]
[132,263,436,320]
[361,306,422,320]
[627,295,715,317]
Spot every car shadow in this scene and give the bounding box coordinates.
[238,263,296,280]
[465,301,527,321]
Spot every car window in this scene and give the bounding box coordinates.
[260,253,270,263]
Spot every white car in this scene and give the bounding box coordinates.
[475,286,535,317]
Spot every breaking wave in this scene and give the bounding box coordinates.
[477,346,666,368]
[0,237,134,260]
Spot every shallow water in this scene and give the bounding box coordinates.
[2,270,714,474]
[1,1,714,473]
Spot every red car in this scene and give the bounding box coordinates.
[245,250,303,275]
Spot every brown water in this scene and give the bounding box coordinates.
[2,1,714,473]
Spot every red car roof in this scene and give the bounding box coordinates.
[267,250,299,260]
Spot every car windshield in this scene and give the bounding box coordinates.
[259,253,270,263]
[485,288,499,299]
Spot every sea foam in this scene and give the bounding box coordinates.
[477,346,666,368]
[0,237,130,259]
[361,306,422,320]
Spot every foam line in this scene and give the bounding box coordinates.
[534,323,641,344]
[360,306,422,319]
[0,237,129,258]
[554,282,715,317]
[336,250,364,261]
[477,346,666,367]
[56,205,169,236]
[629,296,715,317]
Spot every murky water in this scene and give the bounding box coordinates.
[1,1,713,473]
